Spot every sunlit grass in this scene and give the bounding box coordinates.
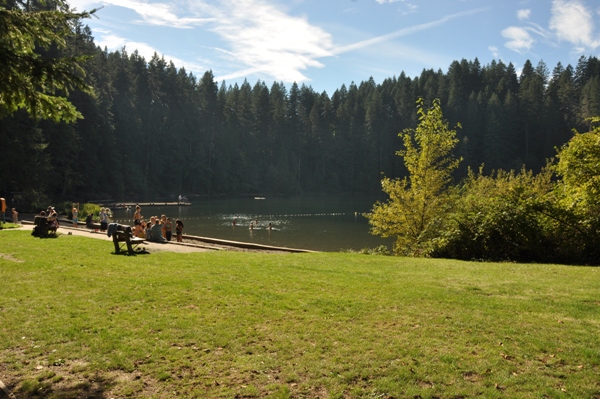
[1,230,599,398]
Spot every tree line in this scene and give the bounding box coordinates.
[3,1,600,210]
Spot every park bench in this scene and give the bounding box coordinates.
[109,224,145,255]
[32,215,57,237]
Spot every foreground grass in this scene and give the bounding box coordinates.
[0,231,599,398]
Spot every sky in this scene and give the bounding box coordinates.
[67,0,600,94]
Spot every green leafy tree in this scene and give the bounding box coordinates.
[432,167,556,263]
[555,117,600,208]
[0,0,95,122]
[551,117,600,263]
[366,98,461,256]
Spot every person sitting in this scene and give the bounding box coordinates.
[47,208,59,234]
[85,213,93,228]
[32,211,47,236]
[150,217,166,242]
[145,220,153,241]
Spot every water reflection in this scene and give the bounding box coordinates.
[112,196,392,252]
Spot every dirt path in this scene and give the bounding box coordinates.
[9,223,307,254]
[10,225,211,253]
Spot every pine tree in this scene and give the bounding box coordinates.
[0,0,95,121]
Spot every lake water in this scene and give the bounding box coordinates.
[110,196,393,252]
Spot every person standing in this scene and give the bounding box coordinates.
[175,219,184,242]
[100,208,108,232]
[133,205,143,237]
[160,214,167,239]
[164,217,173,241]
[72,203,79,228]
[0,198,6,223]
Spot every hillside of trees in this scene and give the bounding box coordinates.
[3,12,600,208]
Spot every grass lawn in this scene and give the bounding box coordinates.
[0,230,599,398]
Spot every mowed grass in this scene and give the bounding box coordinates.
[0,231,599,398]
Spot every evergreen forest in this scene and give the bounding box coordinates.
[3,9,600,209]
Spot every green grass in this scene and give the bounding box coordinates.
[0,222,20,229]
[1,230,599,398]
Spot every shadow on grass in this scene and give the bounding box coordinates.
[8,373,117,399]
[30,234,60,239]
[111,249,150,256]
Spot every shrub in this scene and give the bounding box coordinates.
[431,167,556,263]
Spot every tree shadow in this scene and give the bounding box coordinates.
[111,249,150,256]
[6,373,117,399]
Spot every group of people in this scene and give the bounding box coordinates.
[0,197,18,225]
[40,206,59,231]
[28,201,185,243]
[81,205,111,232]
[245,220,272,231]
[133,205,183,242]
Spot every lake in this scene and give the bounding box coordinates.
[110,196,393,252]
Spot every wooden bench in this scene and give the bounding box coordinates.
[32,215,57,237]
[110,224,145,255]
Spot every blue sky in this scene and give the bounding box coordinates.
[68,0,600,94]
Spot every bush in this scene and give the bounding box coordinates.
[431,167,556,263]
[358,245,391,256]
[80,203,102,220]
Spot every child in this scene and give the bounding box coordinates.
[145,220,153,241]
[72,203,79,228]
[175,219,184,242]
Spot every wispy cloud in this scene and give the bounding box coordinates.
[108,0,213,28]
[503,0,600,55]
[489,45,500,58]
[69,0,213,28]
[502,26,535,53]
[549,0,600,49]
[333,8,486,55]
[375,0,418,15]
[80,0,487,84]
[94,31,207,74]
[201,0,335,82]
[517,9,531,20]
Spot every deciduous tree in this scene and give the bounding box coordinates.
[366,98,461,255]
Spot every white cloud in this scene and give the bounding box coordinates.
[500,1,599,55]
[107,0,213,28]
[69,0,213,28]
[334,8,486,54]
[517,9,531,20]
[375,0,417,15]
[489,45,500,58]
[94,32,207,74]
[502,26,535,53]
[549,0,600,49]
[201,0,335,83]
[65,0,102,12]
[85,0,487,85]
